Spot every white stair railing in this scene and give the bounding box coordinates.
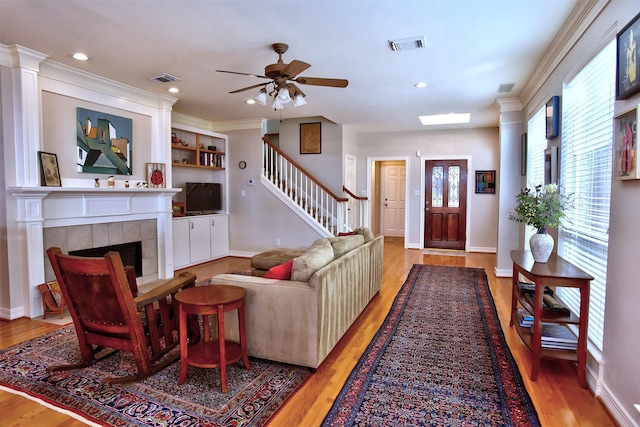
[342,186,369,231]
[262,138,349,235]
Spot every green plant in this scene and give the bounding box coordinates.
[509,183,573,232]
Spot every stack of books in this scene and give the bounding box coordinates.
[516,306,534,328]
[539,322,578,350]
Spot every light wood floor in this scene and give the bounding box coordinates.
[0,238,616,426]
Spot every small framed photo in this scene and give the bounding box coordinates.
[300,122,321,154]
[146,162,166,188]
[546,96,559,139]
[475,170,496,194]
[38,151,61,187]
[613,106,639,180]
[520,133,527,176]
[616,12,640,100]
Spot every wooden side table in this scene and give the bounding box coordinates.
[175,284,250,392]
[510,250,593,388]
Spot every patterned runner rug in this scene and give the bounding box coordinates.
[322,264,540,426]
[0,326,310,426]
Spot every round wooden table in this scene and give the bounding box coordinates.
[175,284,250,392]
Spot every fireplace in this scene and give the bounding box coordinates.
[7,186,180,320]
[43,219,159,285]
[70,241,143,277]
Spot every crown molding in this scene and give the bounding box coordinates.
[494,98,523,112]
[519,0,610,106]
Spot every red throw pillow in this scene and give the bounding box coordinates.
[338,231,354,236]
[264,259,293,280]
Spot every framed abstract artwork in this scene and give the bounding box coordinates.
[613,106,639,180]
[616,12,640,100]
[76,107,133,175]
[475,170,496,194]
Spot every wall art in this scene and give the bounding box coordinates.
[38,151,61,187]
[475,170,496,194]
[300,122,321,154]
[613,106,639,180]
[616,12,640,100]
[76,107,133,175]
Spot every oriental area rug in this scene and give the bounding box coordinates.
[0,326,310,426]
[322,264,540,426]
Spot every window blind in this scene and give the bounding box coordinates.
[558,40,615,351]
[524,107,547,244]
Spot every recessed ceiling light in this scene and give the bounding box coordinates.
[414,82,428,88]
[72,52,89,61]
[168,87,180,93]
[419,113,470,126]
[246,99,256,105]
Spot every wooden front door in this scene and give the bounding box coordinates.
[424,160,467,250]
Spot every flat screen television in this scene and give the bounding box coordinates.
[185,182,222,214]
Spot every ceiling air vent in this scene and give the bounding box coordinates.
[389,36,426,51]
[147,73,180,83]
[497,83,515,93]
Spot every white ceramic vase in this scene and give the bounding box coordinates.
[529,231,554,263]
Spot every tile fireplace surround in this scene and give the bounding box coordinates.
[7,186,180,320]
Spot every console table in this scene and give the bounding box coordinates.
[509,250,593,388]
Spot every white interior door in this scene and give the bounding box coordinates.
[381,162,405,237]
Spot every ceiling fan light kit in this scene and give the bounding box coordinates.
[218,42,348,109]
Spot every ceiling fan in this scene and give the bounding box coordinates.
[216,43,348,108]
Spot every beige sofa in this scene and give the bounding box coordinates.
[208,229,384,369]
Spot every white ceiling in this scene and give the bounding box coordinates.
[0,0,578,133]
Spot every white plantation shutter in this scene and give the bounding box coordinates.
[557,40,615,351]
[524,107,547,244]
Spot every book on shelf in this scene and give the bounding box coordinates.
[524,293,570,315]
[541,341,578,350]
[516,306,533,327]
[539,322,578,344]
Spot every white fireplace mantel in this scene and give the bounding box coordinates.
[6,186,182,319]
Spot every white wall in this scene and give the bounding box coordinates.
[522,1,640,424]
[354,127,500,251]
[223,127,324,254]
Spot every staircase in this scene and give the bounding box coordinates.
[261,137,367,236]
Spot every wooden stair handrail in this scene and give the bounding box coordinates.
[263,137,348,202]
[343,186,368,201]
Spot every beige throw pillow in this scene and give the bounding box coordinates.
[353,227,374,242]
[292,238,334,282]
[328,234,364,258]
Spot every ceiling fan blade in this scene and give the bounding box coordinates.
[216,70,270,79]
[294,77,349,88]
[281,60,311,78]
[229,82,270,94]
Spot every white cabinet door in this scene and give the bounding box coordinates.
[172,218,191,269]
[188,216,211,264]
[210,214,229,259]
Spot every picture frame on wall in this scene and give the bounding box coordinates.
[38,151,62,187]
[300,122,321,154]
[546,96,559,139]
[475,170,496,194]
[521,133,527,176]
[544,146,559,185]
[613,106,639,180]
[616,12,640,100]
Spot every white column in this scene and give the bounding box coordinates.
[494,98,524,277]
